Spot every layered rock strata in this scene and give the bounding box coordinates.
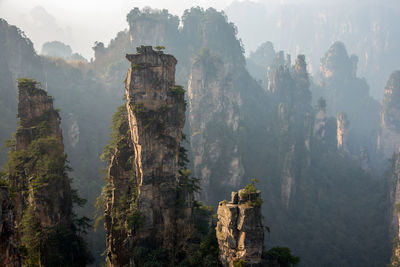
[216,189,264,266]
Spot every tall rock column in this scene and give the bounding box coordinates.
[12,79,66,231]
[125,46,188,248]
[379,71,400,158]
[7,79,90,266]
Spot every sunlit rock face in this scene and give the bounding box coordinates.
[337,112,349,151]
[379,71,400,158]
[216,190,264,267]
[124,45,192,253]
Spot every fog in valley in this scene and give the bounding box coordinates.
[0,0,399,266]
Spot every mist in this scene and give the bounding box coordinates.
[0,0,232,59]
[1,1,400,266]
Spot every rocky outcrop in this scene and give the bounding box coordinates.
[379,71,400,158]
[0,186,20,267]
[216,188,264,267]
[122,46,192,261]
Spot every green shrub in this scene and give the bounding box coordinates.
[171,85,185,95]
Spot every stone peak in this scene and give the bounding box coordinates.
[126,45,177,65]
[17,79,55,127]
[18,79,49,98]
[137,45,161,54]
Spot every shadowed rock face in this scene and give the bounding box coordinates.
[187,50,244,203]
[216,190,264,267]
[0,187,20,267]
[16,81,62,151]
[388,153,400,265]
[379,71,400,158]
[124,46,191,251]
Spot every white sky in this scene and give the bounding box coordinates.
[0,0,243,59]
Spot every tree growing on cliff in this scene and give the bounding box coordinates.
[4,78,92,266]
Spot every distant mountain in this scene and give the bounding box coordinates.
[225,0,400,100]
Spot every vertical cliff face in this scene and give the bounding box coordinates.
[379,71,400,158]
[124,46,191,254]
[11,80,66,231]
[188,50,244,203]
[216,188,264,266]
[269,55,313,208]
[15,80,63,151]
[0,186,20,267]
[388,153,400,266]
[7,79,90,266]
[103,106,137,266]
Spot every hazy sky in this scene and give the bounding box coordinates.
[0,0,243,59]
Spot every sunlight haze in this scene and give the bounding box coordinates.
[0,0,240,58]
